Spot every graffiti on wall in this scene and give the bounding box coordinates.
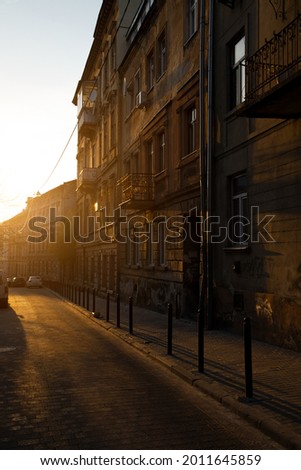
[242,256,274,278]
[255,296,273,324]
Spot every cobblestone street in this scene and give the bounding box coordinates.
[0,289,282,450]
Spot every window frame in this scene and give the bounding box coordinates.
[229,173,248,245]
[181,101,198,159]
[157,28,167,79]
[146,47,155,91]
[157,130,166,173]
[229,33,246,109]
[185,0,198,42]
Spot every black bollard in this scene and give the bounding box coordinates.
[129,297,133,334]
[106,292,110,322]
[116,293,120,328]
[244,317,253,399]
[82,286,86,308]
[198,307,204,373]
[92,288,96,314]
[86,287,90,311]
[167,303,173,355]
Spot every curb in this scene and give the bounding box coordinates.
[49,289,301,450]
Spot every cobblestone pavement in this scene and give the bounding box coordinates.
[0,289,282,450]
[59,288,301,449]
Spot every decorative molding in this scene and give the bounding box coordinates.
[217,0,234,8]
[268,0,286,19]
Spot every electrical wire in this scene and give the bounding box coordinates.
[37,0,131,194]
[38,123,78,192]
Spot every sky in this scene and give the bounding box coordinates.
[0,0,102,222]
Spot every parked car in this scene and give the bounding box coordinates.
[26,276,43,288]
[0,272,9,307]
[12,277,26,287]
[7,277,14,287]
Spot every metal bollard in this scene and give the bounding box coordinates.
[129,296,133,334]
[244,317,253,399]
[106,292,110,322]
[198,307,204,373]
[82,286,86,308]
[78,286,81,306]
[92,288,96,314]
[86,287,90,311]
[167,303,173,355]
[116,293,120,328]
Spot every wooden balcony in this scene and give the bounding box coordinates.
[238,15,301,119]
[118,173,154,209]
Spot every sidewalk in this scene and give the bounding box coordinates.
[56,289,301,450]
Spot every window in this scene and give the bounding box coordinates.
[158,131,166,172]
[110,109,116,148]
[182,104,198,157]
[104,119,109,159]
[126,80,134,115]
[127,228,139,266]
[146,139,154,174]
[186,0,198,40]
[157,29,167,78]
[91,144,96,168]
[134,69,141,105]
[158,222,166,266]
[188,107,197,154]
[103,58,108,90]
[111,40,116,74]
[230,173,248,245]
[147,48,155,91]
[230,35,246,108]
[146,223,153,265]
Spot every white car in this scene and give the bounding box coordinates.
[0,271,9,307]
[26,276,43,288]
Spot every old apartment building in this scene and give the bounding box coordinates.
[1,181,76,282]
[213,0,301,349]
[73,0,301,350]
[74,0,201,317]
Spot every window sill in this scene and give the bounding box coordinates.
[223,245,250,254]
[178,150,199,167]
[147,86,154,95]
[224,102,247,122]
[156,70,167,83]
[154,169,168,180]
[183,30,198,48]
[157,264,168,271]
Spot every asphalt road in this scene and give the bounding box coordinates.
[0,288,282,450]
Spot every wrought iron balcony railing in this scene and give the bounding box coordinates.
[118,173,154,208]
[245,14,301,104]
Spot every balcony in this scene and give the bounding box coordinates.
[239,15,301,119]
[77,168,97,192]
[118,173,154,209]
[78,108,97,137]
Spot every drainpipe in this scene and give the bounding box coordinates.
[207,0,214,329]
[199,0,207,372]
[199,0,207,324]
[199,0,214,330]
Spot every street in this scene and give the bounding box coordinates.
[0,288,282,450]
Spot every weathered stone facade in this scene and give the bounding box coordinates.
[1,180,77,282]
[212,0,301,350]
